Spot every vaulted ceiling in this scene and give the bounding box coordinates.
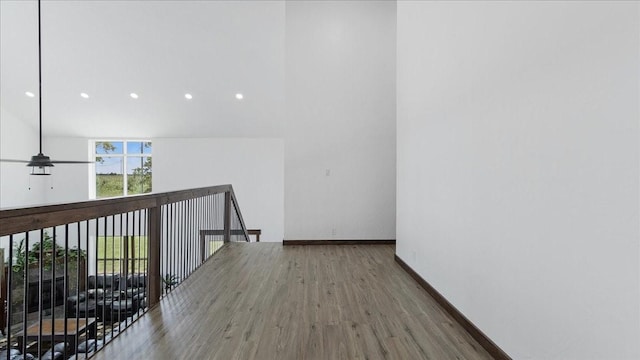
[0,0,285,138]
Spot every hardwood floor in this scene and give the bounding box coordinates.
[92,243,493,359]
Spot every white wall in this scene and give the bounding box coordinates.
[0,107,46,208]
[396,2,640,359]
[2,1,398,243]
[7,136,284,242]
[43,136,91,204]
[284,0,396,240]
[0,116,90,209]
[153,138,284,243]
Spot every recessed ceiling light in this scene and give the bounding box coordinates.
[185,93,193,100]
[25,91,35,98]
[235,93,244,100]
[80,93,89,99]
[130,93,139,99]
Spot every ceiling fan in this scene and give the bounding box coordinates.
[0,0,92,175]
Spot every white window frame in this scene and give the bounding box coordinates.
[90,139,152,199]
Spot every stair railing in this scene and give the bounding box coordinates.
[0,184,249,359]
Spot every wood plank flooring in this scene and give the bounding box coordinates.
[92,243,493,359]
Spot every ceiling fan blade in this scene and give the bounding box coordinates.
[0,159,30,163]
[50,160,94,164]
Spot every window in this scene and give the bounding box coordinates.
[97,235,148,274]
[94,141,152,198]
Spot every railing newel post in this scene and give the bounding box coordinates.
[224,191,231,243]
[148,200,162,308]
[200,230,206,264]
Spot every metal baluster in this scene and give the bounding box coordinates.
[118,213,123,332]
[76,222,81,360]
[187,199,191,276]
[7,235,13,360]
[168,203,174,295]
[163,205,168,298]
[38,229,45,357]
[51,227,56,358]
[102,216,107,340]
[112,214,117,331]
[22,232,28,357]
[182,201,187,282]
[84,219,90,360]
[63,225,69,358]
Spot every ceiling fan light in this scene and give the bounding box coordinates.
[28,153,53,176]
[30,166,52,176]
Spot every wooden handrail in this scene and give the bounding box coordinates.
[248,229,261,242]
[0,184,240,237]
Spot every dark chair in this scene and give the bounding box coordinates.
[66,274,121,318]
[97,291,144,322]
[13,355,35,360]
[76,339,97,354]
[125,274,147,298]
[94,274,147,322]
[108,298,139,321]
[0,349,21,359]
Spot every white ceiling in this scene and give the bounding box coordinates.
[0,0,286,138]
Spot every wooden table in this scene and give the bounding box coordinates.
[17,318,96,352]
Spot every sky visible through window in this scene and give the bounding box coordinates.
[95,141,152,198]
[96,141,151,174]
